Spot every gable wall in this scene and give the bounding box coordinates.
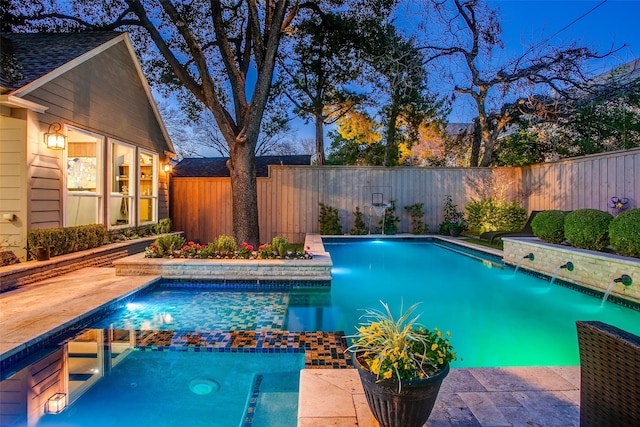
[18,40,170,224]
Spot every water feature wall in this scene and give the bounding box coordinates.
[503,237,640,305]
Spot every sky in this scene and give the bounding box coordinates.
[296,0,640,138]
[433,0,640,123]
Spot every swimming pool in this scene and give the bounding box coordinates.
[95,238,640,367]
[4,238,639,426]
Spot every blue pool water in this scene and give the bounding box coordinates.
[95,239,640,367]
[38,350,302,427]
[318,239,640,366]
[5,238,639,427]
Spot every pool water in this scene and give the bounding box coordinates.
[38,350,302,427]
[95,239,640,367]
[5,238,639,427]
[321,240,640,367]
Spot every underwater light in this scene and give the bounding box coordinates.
[189,378,220,395]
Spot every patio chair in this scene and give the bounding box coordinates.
[478,210,541,244]
[576,320,640,427]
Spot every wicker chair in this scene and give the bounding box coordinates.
[576,321,640,427]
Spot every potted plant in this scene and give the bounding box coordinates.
[347,301,456,427]
[449,217,463,237]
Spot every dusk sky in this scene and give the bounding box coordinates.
[441,0,640,122]
[289,0,640,141]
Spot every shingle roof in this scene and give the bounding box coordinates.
[172,155,312,178]
[0,32,121,93]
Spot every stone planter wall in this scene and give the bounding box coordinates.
[0,237,157,292]
[113,253,332,282]
[503,237,640,305]
[113,233,332,282]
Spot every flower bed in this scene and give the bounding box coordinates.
[114,234,332,282]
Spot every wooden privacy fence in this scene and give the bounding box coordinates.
[170,148,640,244]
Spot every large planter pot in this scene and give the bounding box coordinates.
[353,354,449,427]
[36,246,50,261]
[449,227,461,237]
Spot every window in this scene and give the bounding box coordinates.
[66,128,103,226]
[138,151,158,224]
[110,141,135,227]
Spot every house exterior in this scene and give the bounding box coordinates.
[0,32,175,260]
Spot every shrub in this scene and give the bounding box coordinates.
[380,200,400,235]
[405,203,427,235]
[155,218,172,234]
[27,224,107,258]
[271,236,289,257]
[464,198,527,235]
[147,234,186,257]
[351,207,368,235]
[214,235,237,256]
[439,195,464,235]
[531,210,566,244]
[319,203,342,235]
[564,209,613,251]
[609,209,640,257]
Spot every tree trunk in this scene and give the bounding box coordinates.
[314,113,326,165]
[384,104,400,166]
[469,118,481,167]
[228,142,260,247]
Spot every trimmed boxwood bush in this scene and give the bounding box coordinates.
[564,209,613,251]
[609,209,640,258]
[27,224,107,258]
[531,210,566,244]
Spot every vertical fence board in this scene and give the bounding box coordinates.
[169,148,640,242]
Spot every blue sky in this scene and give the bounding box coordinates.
[292,0,640,139]
[447,0,640,122]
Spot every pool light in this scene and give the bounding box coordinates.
[45,393,67,414]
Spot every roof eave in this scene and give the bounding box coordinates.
[0,94,48,113]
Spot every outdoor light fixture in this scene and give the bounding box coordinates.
[44,122,66,150]
[163,163,172,173]
[45,392,67,414]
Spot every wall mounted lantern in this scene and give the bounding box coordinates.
[44,122,66,150]
[163,163,172,173]
[45,392,67,414]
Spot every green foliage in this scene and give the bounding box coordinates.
[564,209,613,251]
[271,236,289,258]
[404,203,427,234]
[346,301,456,386]
[155,218,172,234]
[148,234,186,258]
[27,224,107,258]
[496,124,549,166]
[439,195,465,235]
[531,210,567,244]
[464,198,527,235]
[380,200,400,235]
[214,235,237,256]
[351,207,368,235]
[319,203,342,234]
[609,209,640,257]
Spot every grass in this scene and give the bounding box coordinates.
[460,235,504,251]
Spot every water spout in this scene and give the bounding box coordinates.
[513,253,534,275]
[601,275,633,306]
[614,274,633,286]
[549,262,574,287]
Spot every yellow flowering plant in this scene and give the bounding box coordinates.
[347,301,456,385]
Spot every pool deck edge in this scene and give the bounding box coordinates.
[298,366,581,426]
